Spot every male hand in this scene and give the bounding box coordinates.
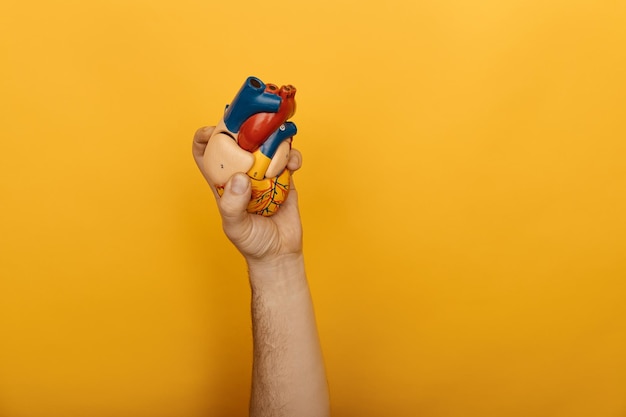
[192,126,304,264]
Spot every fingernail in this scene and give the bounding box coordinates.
[230,174,248,195]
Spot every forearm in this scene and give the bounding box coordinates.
[247,254,330,417]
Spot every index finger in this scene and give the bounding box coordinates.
[192,125,214,167]
[193,124,215,153]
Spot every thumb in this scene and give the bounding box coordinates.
[218,173,252,235]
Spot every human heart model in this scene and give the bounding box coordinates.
[203,76,297,216]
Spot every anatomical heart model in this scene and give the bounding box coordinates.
[203,76,297,216]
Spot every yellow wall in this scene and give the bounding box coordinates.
[1,0,625,416]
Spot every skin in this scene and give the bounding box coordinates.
[193,126,331,417]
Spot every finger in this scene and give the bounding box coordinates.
[286,148,302,172]
[193,125,214,146]
[277,149,302,211]
[218,173,253,238]
[192,126,215,164]
[275,170,300,220]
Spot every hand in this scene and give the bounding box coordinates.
[193,126,304,264]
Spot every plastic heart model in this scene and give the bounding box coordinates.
[203,76,298,216]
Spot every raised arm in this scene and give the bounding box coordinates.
[193,126,330,417]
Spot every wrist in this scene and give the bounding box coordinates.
[246,252,308,297]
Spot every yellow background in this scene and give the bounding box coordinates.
[1,0,625,416]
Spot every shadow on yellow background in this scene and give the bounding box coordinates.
[1,0,625,416]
